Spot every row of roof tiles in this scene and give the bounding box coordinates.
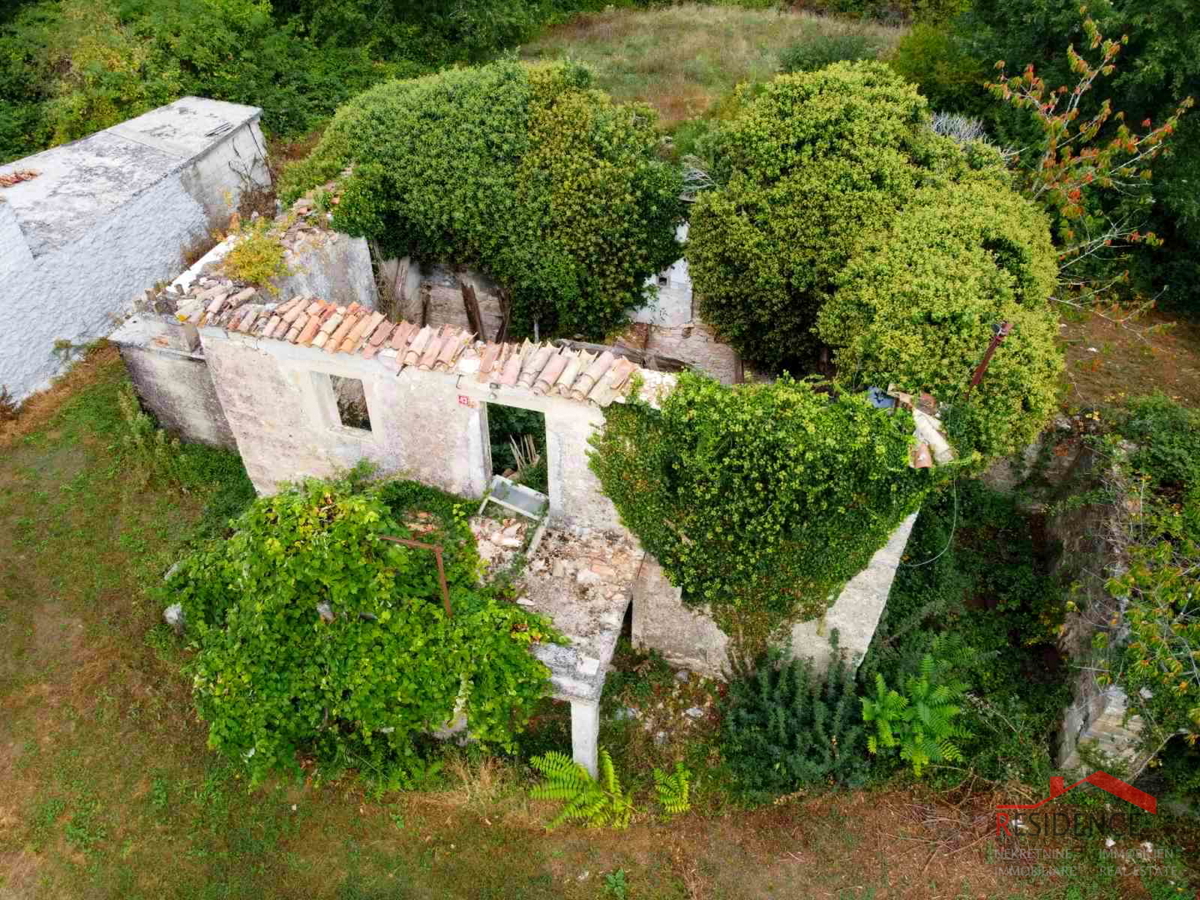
[174,290,645,408]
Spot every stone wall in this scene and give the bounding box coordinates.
[116,318,235,449]
[632,512,920,679]
[378,223,743,384]
[377,258,506,341]
[193,327,627,534]
[984,421,1149,774]
[1043,446,1147,773]
[0,97,271,403]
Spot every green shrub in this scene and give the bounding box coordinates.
[167,475,559,785]
[220,217,292,294]
[860,481,1070,787]
[819,178,1061,460]
[688,62,998,373]
[590,372,938,643]
[1101,395,1200,744]
[273,0,547,66]
[887,23,991,117]
[1114,393,1200,495]
[721,637,869,799]
[778,34,881,74]
[861,654,969,778]
[0,0,415,164]
[282,60,685,340]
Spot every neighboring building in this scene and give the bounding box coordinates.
[0,97,271,402]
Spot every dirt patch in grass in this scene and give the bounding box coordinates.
[522,4,905,130]
[1059,306,1200,409]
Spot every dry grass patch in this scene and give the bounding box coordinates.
[522,4,906,128]
[1059,306,1200,409]
[0,343,120,448]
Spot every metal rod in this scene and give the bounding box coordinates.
[380,535,453,618]
[965,321,1012,397]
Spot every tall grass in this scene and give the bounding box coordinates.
[522,4,906,128]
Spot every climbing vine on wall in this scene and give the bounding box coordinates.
[166,475,559,784]
[590,373,944,649]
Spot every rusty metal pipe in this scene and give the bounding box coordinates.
[380,535,453,618]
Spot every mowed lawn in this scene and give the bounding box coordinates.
[521,4,905,128]
[1,348,1197,900]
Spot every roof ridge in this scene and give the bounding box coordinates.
[159,286,651,408]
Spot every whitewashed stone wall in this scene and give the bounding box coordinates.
[632,513,919,679]
[0,97,270,403]
[196,329,625,534]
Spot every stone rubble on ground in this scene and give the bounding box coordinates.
[506,527,642,705]
[469,515,530,575]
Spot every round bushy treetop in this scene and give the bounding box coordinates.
[281,60,685,339]
[590,372,937,642]
[167,476,556,784]
[820,178,1061,459]
[688,62,990,371]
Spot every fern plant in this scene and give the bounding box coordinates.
[529,749,634,830]
[653,763,691,816]
[721,632,870,799]
[861,654,970,778]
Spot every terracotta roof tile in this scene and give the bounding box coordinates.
[497,344,525,386]
[556,351,593,396]
[417,333,445,370]
[476,343,502,382]
[404,326,433,366]
[518,345,554,388]
[533,351,568,395]
[162,274,667,409]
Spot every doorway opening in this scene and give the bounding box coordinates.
[486,404,548,496]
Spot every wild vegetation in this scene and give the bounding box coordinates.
[591,371,938,646]
[281,59,685,339]
[688,62,1062,459]
[168,473,558,786]
[889,0,1200,317]
[3,0,1200,896]
[10,352,1196,898]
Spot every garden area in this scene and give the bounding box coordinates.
[3,0,1200,896]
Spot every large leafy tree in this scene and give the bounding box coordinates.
[283,60,686,339]
[917,0,1200,311]
[688,62,1060,460]
[820,178,1061,459]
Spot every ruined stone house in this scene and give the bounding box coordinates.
[112,202,921,776]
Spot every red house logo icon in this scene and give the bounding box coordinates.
[996,772,1156,837]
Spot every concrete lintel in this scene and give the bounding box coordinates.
[571,700,600,779]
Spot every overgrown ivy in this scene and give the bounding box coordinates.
[688,61,1062,462]
[1100,395,1200,749]
[590,372,945,650]
[280,59,686,340]
[165,475,561,785]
